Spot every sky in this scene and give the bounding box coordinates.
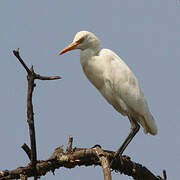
[0,0,180,179]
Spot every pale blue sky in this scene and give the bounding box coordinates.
[0,0,180,179]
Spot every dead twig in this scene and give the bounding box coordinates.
[66,136,73,153]
[21,143,31,160]
[163,170,167,180]
[12,49,61,180]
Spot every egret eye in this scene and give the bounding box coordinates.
[76,37,85,44]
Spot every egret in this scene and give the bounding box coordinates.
[59,31,157,159]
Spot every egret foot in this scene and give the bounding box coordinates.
[110,152,123,168]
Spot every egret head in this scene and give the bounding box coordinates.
[59,31,100,55]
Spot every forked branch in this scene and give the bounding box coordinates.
[0,136,162,180]
[12,49,61,179]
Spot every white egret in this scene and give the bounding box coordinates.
[59,31,157,159]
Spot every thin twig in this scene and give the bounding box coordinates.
[13,49,31,74]
[21,143,31,160]
[35,74,61,80]
[163,170,167,180]
[13,49,61,80]
[66,136,73,153]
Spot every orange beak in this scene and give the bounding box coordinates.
[59,41,80,55]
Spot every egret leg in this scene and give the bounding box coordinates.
[112,116,140,166]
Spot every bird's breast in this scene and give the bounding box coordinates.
[80,55,129,116]
[81,58,105,90]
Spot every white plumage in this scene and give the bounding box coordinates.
[59,31,157,156]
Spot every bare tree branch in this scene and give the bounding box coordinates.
[66,136,73,153]
[26,65,38,179]
[35,74,61,80]
[20,174,27,180]
[163,170,167,180]
[13,49,61,80]
[12,49,61,180]
[21,143,31,160]
[94,145,112,180]
[0,137,162,180]
[13,49,31,74]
